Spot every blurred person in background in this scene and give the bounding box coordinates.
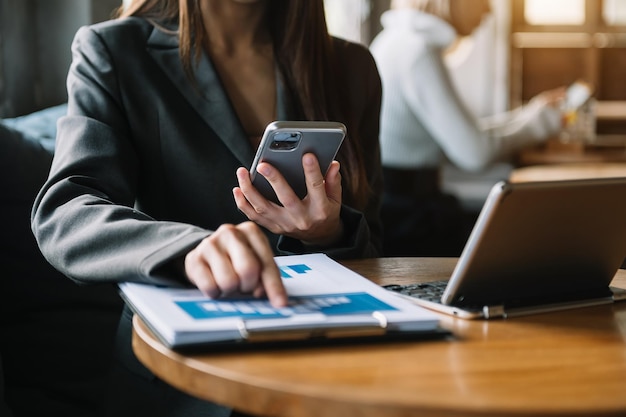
[370,0,564,257]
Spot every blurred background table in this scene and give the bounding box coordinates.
[516,135,626,166]
[509,161,626,183]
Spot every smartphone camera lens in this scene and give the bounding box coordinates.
[270,131,301,151]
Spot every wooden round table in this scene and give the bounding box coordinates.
[132,258,626,417]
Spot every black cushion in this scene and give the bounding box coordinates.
[0,119,123,417]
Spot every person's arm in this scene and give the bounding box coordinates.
[405,48,560,171]
[478,88,563,147]
[30,25,287,307]
[31,26,207,287]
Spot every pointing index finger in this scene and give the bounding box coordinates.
[240,223,289,308]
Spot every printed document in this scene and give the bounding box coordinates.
[120,253,441,349]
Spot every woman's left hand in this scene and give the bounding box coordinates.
[233,153,344,247]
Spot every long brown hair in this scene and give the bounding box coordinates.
[116,0,370,209]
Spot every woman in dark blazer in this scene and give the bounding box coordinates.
[31,0,383,415]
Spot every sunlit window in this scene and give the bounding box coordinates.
[524,0,585,25]
[324,0,371,44]
[604,0,626,25]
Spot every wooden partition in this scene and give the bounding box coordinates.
[510,0,626,134]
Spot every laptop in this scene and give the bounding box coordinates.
[384,177,626,319]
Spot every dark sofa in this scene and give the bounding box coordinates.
[0,105,123,417]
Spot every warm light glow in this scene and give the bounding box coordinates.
[324,0,370,44]
[525,0,585,25]
[604,0,626,25]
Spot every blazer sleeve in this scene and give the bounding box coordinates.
[31,25,210,287]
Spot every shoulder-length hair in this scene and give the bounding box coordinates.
[116,0,369,209]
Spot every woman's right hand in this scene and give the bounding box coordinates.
[184,221,288,308]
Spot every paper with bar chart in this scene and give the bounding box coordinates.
[120,253,440,349]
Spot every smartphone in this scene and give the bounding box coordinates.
[564,80,593,111]
[249,121,346,204]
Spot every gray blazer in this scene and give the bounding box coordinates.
[31,17,383,288]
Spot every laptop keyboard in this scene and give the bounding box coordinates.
[383,281,448,304]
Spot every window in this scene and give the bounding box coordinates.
[324,0,370,44]
[511,0,626,134]
[604,0,626,25]
[524,0,585,25]
[324,0,389,45]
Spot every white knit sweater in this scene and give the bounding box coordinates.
[370,9,561,172]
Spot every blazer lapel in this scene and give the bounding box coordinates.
[146,24,255,166]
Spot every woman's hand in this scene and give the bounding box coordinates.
[184,221,288,308]
[233,153,344,247]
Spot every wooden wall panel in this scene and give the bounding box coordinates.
[598,48,626,100]
[521,48,588,100]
